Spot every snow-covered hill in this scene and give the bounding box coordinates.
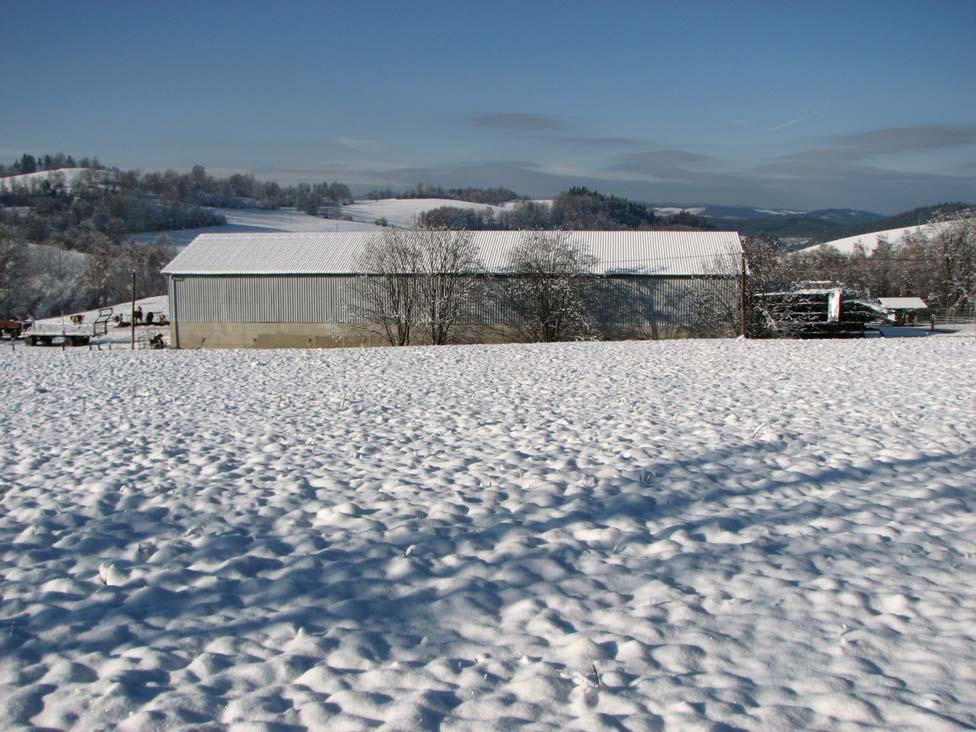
[1,338,974,729]
[340,198,508,228]
[652,206,706,216]
[798,221,955,255]
[32,295,169,328]
[0,167,108,192]
[131,207,383,246]
[132,199,524,246]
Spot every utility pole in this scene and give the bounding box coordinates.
[130,270,136,351]
[740,249,748,338]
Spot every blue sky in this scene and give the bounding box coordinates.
[2,0,974,212]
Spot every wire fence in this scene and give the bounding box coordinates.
[931,309,976,326]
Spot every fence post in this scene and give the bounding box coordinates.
[740,250,748,338]
[131,270,136,351]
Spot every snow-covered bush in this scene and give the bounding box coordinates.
[502,231,599,342]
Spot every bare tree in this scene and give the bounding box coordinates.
[923,215,976,312]
[354,229,423,346]
[354,228,484,346]
[413,227,483,345]
[503,231,598,342]
[680,243,744,337]
[24,244,88,319]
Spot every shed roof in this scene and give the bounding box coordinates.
[162,230,742,277]
[878,297,928,310]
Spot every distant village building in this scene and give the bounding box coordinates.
[878,296,929,326]
[162,230,744,348]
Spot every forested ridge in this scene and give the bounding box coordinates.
[0,154,353,319]
[417,187,714,231]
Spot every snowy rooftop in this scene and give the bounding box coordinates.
[878,296,929,310]
[162,230,743,277]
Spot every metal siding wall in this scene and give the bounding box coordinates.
[173,274,738,330]
[175,275,361,323]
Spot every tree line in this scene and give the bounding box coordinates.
[363,184,522,205]
[0,152,103,177]
[0,222,173,322]
[416,187,715,231]
[0,156,357,238]
[0,155,362,319]
[0,167,224,250]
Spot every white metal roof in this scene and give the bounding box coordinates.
[162,230,743,277]
[878,297,928,310]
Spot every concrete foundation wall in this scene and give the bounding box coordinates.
[172,322,523,349]
[172,322,384,349]
[169,321,684,349]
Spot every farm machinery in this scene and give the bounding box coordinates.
[22,308,114,347]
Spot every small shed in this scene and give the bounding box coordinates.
[162,230,744,348]
[878,297,929,325]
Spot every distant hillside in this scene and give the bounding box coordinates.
[710,212,879,240]
[130,207,383,246]
[654,202,972,242]
[362,184,523,206]
[797,221,957,255]
[643,203,884,240]
[406,188,715,231]
[341,198,507,228]
[0,167,109,193]
[839,202,974,238]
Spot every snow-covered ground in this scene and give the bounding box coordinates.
[129,198,547,247]
[799,221,956,255]
[340,198,508,228]
[652,206,706,217]
[1,338,975,730]
[0,167,96,193]
[32,295,170,328]
[131,209,382,246]
[754,209,807,216]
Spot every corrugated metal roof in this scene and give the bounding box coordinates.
[162,230,743,277]
[878,297,928,309]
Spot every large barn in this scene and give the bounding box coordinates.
[162,230,744,348]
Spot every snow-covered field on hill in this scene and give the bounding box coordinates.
[340,198,507,228]
[0,167,94,192]
[131,199,510,246]
[799,221,956,255]
[1,338,974,730]
[131,208,382,246]
[32,295,170,328]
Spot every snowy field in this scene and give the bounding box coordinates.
[1,338,975,730]
[799,221,957,256]
[340,199,508,229]
[131,199,521,247]
[0,167,95,193]
[32,295,170,329]
[130,209,382,246]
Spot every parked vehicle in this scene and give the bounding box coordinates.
[0,319,30,339]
